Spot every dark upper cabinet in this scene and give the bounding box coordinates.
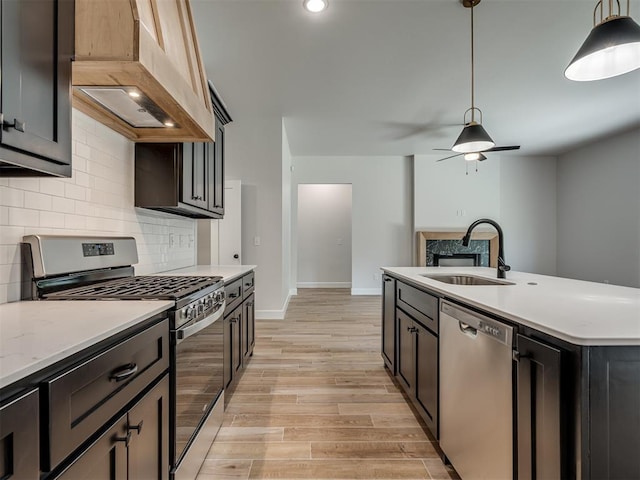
[0,0,73,177]
[135,142,218,219]
[135,81,231,219]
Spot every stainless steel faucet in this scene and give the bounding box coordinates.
[462,218,511,279]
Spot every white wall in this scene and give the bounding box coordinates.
[0,110,196,304]
[297,184,352,287]
[414,154,557,275]
[557,127,640,288]
[225,115,287,316]
[292,156,413,295]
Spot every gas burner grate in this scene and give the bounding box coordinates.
[44,276,222,301]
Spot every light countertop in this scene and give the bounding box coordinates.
[382,267,640,346]
[0,300,173,390]
[155,265,256,283]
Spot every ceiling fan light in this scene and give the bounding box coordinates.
[303,0,328,13]
[464,152,481,161]
[452,123,495,153]
[566,16,640,81]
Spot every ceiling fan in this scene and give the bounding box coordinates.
[436,0,520,163]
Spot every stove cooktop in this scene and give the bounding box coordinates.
[43,275,223,301]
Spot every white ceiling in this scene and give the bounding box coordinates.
[191,0,640,157]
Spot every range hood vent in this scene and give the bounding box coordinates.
[77,87,178,129]
[72,0,214,143]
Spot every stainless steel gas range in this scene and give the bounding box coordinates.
[22,235,225,479]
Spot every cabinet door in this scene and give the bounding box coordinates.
[128,375,169,480]
[55,414,128,480]
[0,0,73,176]
[396,309,415,394]
[208,120,224,216]
[516,334,563,480]
[182,142,208,210]
[223,314,233,389]
[243,293,255,363]
[415,323,438,437]
[382,275,396,372]
[0,389,39,479]
[232,309,243,377]
[589,346,640,480]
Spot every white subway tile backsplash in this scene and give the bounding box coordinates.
[39,179,66,197]
[51,196,75,214]
[24,192,53,211]
[8,178,40,192]
[0,186,25,208]
[8,207,39,227]
[64,183,86,201]
[40,211,66,229]
[0,109,195,304]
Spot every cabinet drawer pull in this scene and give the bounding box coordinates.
[2,117,26,132]
[245,282,252,287]
[228,293,238,299]
[127,420,143,434]
[384,277,392,282]
[113,431,132,447]
[109,363,138,382]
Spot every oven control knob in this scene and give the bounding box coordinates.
[215,291,224,304]
[206,295,214,309]
[185,306,195,320]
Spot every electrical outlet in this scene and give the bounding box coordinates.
[169,233,175,247]
[254,236,261,246]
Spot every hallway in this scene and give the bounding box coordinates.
[197,289,458,479]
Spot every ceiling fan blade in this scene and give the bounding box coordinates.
[477,153,488,161]
[436,153,464,162]
[432,148,453,151]
[486,145,521,152]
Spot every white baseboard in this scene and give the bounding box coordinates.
[289,288,298,296]
[297,282,352,288]
[351,288,382,296]
[256,291,292,320]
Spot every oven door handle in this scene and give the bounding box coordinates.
[175,302,225,344]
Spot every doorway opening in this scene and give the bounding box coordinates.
[297,184,352,288]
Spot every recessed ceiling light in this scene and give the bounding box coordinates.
[303,0,328,13]
[164,121,175,127]
[128,91,141,98]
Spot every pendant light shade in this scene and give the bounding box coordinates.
[566,2,640,81]
[452,122,495,153]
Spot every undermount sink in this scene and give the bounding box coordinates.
[421,274,515,286]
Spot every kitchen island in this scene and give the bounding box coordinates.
[381,266,640,480]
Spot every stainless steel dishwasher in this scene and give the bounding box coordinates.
[439,301,514,480]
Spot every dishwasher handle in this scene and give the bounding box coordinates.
[441,301,514,346]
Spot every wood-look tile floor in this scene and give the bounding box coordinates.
[197,289,459,480]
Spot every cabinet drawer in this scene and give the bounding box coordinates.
[242,271,255,297]
[225,278,243,314]
[44,319,169,471]
[396,281,439,333]
[0,389,39,479]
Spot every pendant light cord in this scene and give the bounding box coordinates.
[470,3,475,123]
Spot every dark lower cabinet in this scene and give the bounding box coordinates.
[415,322,438,435]
[55,413,128,480]
[224,305,242,390]
[381,275,396,373]
[0,0,73,177]
[589,346,640,479]
[128,375,170,480]
[396,308,438,437]
[55,375,168,480]
[0,389,39,479]
[516,334,563,480]
[243,293,256,364]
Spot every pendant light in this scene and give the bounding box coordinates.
[565,0,640,81]
[451,0,495,154]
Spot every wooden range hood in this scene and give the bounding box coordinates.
[72,0,215,142]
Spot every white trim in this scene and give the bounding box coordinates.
[289,288,298,296]
[256,291,292,320]
[297,282,352,288]
[351,288,382,296]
